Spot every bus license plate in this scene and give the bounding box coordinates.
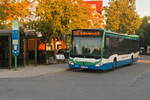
[81,66,88,69]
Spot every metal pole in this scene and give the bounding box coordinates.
[35,39,37,66]
[14,56,17,70]
[9,35,12,69]
[23,38,26,67]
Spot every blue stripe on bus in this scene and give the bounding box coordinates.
[68,58,138,71]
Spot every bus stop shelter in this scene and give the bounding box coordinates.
[0,30,12,68]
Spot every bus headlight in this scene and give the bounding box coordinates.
[69,61,74,65]
[95,62,101,67]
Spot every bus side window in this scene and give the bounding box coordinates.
[104,37,111,58]
[105,37,111,49]
[111,37,119,54]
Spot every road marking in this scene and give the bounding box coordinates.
[138,60,150,64]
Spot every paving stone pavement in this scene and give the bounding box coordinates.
[0,64,67,78]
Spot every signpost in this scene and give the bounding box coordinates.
[12,20,20,70]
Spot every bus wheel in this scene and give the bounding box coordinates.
[131,56,134,64]
[113,58,117,70]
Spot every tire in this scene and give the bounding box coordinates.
[131,56,134,64]
[113,58,117,70]
[48,57,55,64]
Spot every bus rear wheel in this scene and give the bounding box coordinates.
[113,58,117,70]
[131,55,134,64]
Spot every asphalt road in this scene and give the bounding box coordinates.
[0,55,150,100]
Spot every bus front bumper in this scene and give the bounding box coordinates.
[68,64,103,70]
[68,62,114,71]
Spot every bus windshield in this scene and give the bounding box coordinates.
[70,37,101,59]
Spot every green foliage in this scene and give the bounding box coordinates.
[0,0,31,29]
[0,1,8,29]
[35,0,93,40]
[136,16,150,45]
[105,0,141,34]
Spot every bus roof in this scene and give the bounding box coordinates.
[105,31,139,40]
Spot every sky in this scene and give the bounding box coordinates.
[103,0,150,17]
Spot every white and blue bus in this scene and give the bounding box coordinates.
[68,29,139,70]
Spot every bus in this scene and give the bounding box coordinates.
[68,29,139,70]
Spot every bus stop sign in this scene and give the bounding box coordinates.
[12,30,20,56]
[12,20,20,56]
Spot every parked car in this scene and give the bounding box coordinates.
[140,47,146,55]
[56,49,69,62]
[46,49,69,64]
[147,46,150,55]
[56,49,69,59]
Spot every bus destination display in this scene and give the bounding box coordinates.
[73,30,101,36]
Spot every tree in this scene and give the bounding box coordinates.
[136,16,150,46]
[0,0,8,29]
[105,0,141,34]
[0,0,31,29]
[35,0,97,40]
[89,11,104,28]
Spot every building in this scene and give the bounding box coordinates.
[83,0,103,13]
[83,0,104,28]
[0,30,12,68]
